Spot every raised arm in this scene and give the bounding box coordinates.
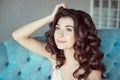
[12,3,67,61]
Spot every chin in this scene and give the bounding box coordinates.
[56,45,66,50]
[57,47,64,50]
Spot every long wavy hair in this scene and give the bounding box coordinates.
[45,7,106,80]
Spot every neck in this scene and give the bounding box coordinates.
[63,48,77,65]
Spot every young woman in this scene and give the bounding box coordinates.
[12,3,106,80]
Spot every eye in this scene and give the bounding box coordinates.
[55,26,60,30]
[66,28,73,32]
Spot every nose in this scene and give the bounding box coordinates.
[58,30,64,37]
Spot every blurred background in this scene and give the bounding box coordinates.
[0,0,120,42]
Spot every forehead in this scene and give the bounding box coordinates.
[57,17,74,26]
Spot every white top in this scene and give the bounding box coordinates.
[51,65,63,80]
[51,65,79,80]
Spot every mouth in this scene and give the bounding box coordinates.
[56,40,66,43]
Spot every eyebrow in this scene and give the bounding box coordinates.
[56,24,74,28]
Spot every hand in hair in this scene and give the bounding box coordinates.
[50,3,67,21]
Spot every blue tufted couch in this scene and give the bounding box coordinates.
[0,29,120,80]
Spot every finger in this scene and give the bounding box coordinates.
[56,3,67,9]
[60,3,67,8]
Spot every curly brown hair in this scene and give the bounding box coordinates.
[45,7,106,80]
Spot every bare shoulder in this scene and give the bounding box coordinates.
[87,70,102,80]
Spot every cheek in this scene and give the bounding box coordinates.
[71,37,76,45]
[67,35,76,45]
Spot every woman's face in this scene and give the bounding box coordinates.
[54,17,75,50]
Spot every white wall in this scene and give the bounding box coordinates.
[0,0,90,42]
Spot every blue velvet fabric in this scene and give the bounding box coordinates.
[0,29,120,80]
[0,39,52,80]
[98,29,120,80]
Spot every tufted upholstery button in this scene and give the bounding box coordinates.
[18,71,21,75]
[105,73,110,78]
[5,62,9,66]
[27,57,30,61]
[38,67,41,70]
[114,42,119,47]
[106,54,110,57]
[48,75,51,79]
[113,62,117,66]
[114,42,117,46]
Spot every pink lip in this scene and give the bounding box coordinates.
[57,40,66,43]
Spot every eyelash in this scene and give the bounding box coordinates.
[55,26,73,32]
[66,28,72,32]
[55,26,60,30]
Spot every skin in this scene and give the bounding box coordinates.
[12,3,102,80]
[54,17,75,50]
[54,17,78,80]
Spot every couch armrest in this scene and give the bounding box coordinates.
[0,39,52,80]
